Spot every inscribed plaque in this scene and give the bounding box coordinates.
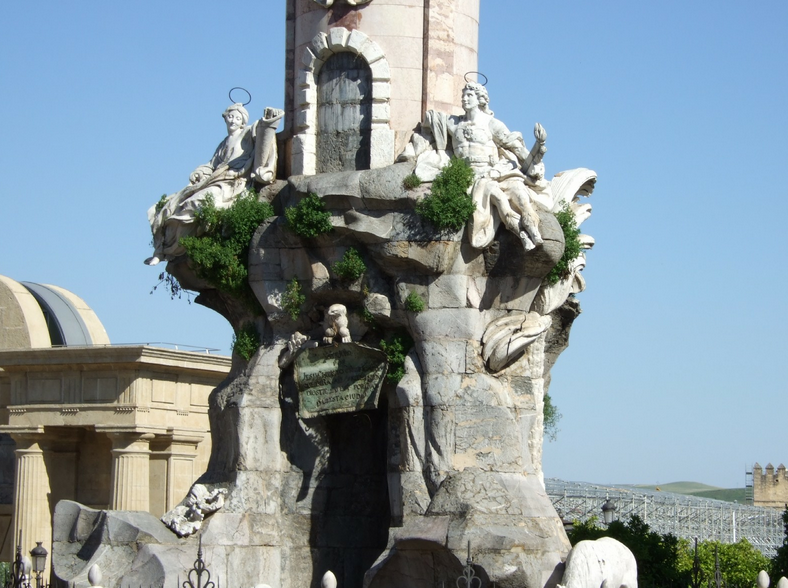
[294,343,388,418]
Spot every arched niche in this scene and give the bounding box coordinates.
[317,52,372,173]
[293,28,394,175]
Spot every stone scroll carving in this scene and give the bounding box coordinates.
[145,105,284,265]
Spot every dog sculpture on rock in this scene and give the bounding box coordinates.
[557,537,637,588]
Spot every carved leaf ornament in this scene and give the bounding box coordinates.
[312,0,372,6]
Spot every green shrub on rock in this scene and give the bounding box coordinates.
[232,323,260,361]
[180,191,274,304]
[404,291,425,313]
[416,157,475,232]
[332,248,366,282]
[545,203,582,285]
[403,173,421,190]
[380,332,414,383]
[285,192,333,238]
[282,278,305,321]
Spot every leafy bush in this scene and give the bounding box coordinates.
[282,278,305,321]
[380,332,414,383]
[416,157,475,232]
[543,392,562,441]
[232,323,260,361]
[154,194,168,213]
[285,192,333,238]
[404,291,425,313]
[679,539,770,588]
[180,191,274,306]
[545,203,582,285]
[332,248,366,281]
[360,307,379,330]
[403,173,421,190]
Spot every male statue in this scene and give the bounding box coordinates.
[415,82,549,252]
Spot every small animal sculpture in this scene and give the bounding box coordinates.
[323,304,351,344]
[557,536,637,588]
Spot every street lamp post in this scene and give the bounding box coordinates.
[601,497,617,525]
[29,541,47,588]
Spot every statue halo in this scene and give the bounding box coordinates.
[464,71,488,86]
[228,87,252,106]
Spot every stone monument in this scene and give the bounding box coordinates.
[53,2,600,587]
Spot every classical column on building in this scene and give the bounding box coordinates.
[9,428,52,579]
[149,431,205,516]
[104,430,155,511]
[164,433,204,513]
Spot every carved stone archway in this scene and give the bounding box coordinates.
[292,28,394,175]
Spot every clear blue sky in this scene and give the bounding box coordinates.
[1,1,786,489]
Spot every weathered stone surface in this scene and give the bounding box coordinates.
[78,11,600,584]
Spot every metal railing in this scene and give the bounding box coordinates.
[546,478,784,557]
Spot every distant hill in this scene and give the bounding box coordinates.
[690,488,747,502]
[625,482,747,503]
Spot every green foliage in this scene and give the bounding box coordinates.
[232,323,260,361]
[150,271,193,302]
[360,307,379,330]
[416,157,476,232]
[573,515,771,588]
[403,173,422,190]
[543,392,562,441]
[380,332,414,383]
[179,191,274,307]
[282,278,305,321]
[679,539,770,588]
[404,291,425,313]
[155,194,168,213]
[546,203,583,285]
[770,505,788,579]
[568,516,688,588]
[332,248,366,281]
[285,192,333,238]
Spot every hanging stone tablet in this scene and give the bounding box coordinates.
[294,343,388,418]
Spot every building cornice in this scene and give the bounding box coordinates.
[0,345,231,375]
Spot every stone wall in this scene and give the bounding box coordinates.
[284,0,479,175]
[752,463,788,509]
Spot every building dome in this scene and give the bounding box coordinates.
[0,275,109,350]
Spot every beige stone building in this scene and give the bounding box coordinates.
[0,275,230,575]
[752,462,788,509]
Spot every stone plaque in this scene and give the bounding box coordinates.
[294,343,388,418]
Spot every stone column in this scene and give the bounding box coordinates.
[10,431,52,581]
[107,432,154,511]
[154,433,203,514]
